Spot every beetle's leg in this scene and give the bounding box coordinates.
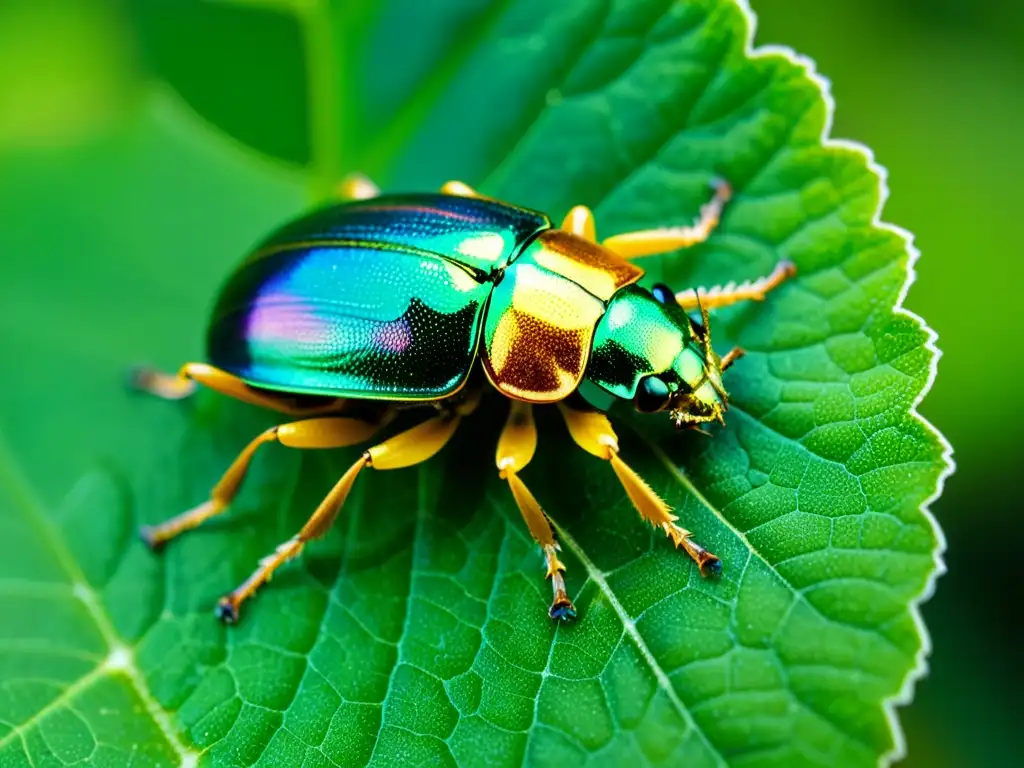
[675,260,796,312]
[601,179,732,259]
[556,403,721,575]
[496,400,576,621]
[560,206,597,242]
[139,415,388,550]
[217,400,475,623]
[129,362,347,417]
[440,180,482,198]
[336,172,380,200]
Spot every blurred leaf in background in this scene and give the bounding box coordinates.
[0,0,138,150]
[0,0,973,766]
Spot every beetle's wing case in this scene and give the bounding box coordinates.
[483,230,644,403]
[254,193,550,275]
[207,194,550,401]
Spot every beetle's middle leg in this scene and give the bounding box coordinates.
[556,403,722,575]
[559,179,731,250]
[216,395,478,622]
[139,414,389,549]
[598,179,733,258]
[496,400,576,621]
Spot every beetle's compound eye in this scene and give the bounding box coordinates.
[635,375,672,413]
[651,283,675,305]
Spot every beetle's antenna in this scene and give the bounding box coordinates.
[720,347,745,371]
[693,291,715,364]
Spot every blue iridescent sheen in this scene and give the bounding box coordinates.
[207,194,550,400]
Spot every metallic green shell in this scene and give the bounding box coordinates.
[583,285,701,400]
[207,193,550,400]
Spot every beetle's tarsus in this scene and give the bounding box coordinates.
[138,525,164,553]
[709,176,733,204]
[128,364,197,400]
[543,544,577,622]
[676,259,797,312]
[700,556,723,578]
[600,178,731,259]
[125,365,150,391]
[549,590,577,622]
[663,522,722,576]
[215,598,240,624]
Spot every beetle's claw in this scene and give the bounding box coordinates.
[709,176,733,203]
[699,555,723,578]
[215,597,241,624]
[126,364,166,394]
[549,590,577,622]
[138,525,164,553]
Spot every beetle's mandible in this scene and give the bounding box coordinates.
[132,175,795,623]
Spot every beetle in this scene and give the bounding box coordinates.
[133,174,794,623]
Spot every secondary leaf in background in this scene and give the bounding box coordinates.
[0,1,949,766]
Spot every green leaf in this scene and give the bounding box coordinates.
[0,1,949,766]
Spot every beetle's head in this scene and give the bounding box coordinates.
[582,284,744,430]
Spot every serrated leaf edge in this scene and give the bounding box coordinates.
[733,2,954,765]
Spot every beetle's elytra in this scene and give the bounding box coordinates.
[133,175,794,623]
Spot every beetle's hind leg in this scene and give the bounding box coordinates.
[216,395,478,623]
[139,414,388,550]
[556,404,721,575]
[130,362,348,417]
[496,401,576,621]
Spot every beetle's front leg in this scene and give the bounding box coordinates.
[556,403,722,575]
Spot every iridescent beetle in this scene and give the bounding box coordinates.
[133,175,794,623]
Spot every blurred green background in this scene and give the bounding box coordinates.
[0,0,1016,765]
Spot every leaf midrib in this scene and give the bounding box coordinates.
[549,515,729,767]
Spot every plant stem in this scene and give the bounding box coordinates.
[297,0,342,202]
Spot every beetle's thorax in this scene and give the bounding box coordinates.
[479,229,644,403]
[518,229,645,301]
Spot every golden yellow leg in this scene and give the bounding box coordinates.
[336,172,380,200]
[130,362,346,416]
[217,411,463,622]
[560,205,597,241]
[440,180,482,197]
[601,179,732,259]
[556,404,721,575]
[139,415,385,550]
[496,401,575,620]
[675,260,796,312]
